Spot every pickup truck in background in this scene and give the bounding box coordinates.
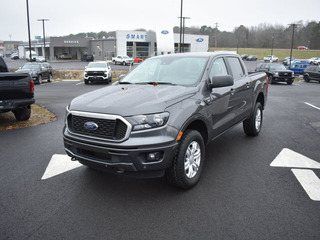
[0,56,35,121]
[63,52,268,189]
[112,55,134,65]
[84,61,112,84]
[264,55,279,63]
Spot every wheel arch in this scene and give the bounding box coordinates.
[180,117,209,146]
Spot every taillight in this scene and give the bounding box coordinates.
[266,76,269,93]
[30,80,34,94]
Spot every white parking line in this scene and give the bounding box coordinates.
[291,169,320,201]
[76,82,83,86]
[305,102,320,111]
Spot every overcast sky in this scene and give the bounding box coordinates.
[2,0,320,41]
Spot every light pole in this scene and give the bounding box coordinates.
[271,33,274,55]
[288,24,298,68]
[37,19,49,60]
[179,0,183,53]
[182,17,190,53]
[26,0,32,61]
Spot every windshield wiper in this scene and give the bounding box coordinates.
[138,82,174,85]
[119,81,132,84]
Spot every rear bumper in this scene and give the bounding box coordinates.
[0,98,35,112]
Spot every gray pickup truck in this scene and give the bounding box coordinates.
[0,57,35,121]
[63,52,268,189]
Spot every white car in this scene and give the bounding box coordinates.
[112,55,133,65]
[264,55,279,63]
[84,61,112,84]
[308,57,320,65]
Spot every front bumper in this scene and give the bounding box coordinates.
[273,76,294,83]
[63,127,179,178]
[84,76,109,81]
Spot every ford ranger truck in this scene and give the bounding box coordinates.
[0,56,35,121]
[112,56,134,65]
[63,52,268,189]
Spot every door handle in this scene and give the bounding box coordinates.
[230,88,235,95]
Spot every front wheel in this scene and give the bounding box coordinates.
[304,75,310,82]
[269,75,273,84]
[243,102,263,136]
[165,129,205,189]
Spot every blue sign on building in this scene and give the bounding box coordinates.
[126,34,148,40]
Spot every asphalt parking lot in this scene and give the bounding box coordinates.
[1,58,320,239]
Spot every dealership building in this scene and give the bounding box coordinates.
[19,30,209,61]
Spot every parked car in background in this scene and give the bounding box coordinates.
[16,62,52,84]
[303,65,320,83]
[241,54,248,60]
[289,59,309,75]
[84,61,112,84]
[134,58,144,63]
[297,46,308,50]
[255,63,294,85]
[263,55,278,62]
[246,55,258,61]
[59,53,72,59]
[26,52,37,62]
[81,54,94,62]
[36,56,46,62]
[10,53,19,59]
[112,55,134,65]
[282,57,295,66]
[308,57,320,65]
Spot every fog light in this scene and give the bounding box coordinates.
[146,152,163,162]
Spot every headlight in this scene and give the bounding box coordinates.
[126,112,169,131]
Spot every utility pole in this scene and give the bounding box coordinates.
[179,0,183,53]
[37,19,49,60]
[26,0,32,62]
[288,24,299,68]
[271,33,274,55]
[182,17,190,52]
[214,22,218,51]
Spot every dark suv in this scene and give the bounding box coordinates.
[16,62,52,84]
[255,63,294,85]
[303,65,320,83]
[81,54,94,62]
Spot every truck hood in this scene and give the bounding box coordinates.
[69,84,196,116]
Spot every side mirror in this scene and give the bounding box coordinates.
[85,66,87,69]
[209,75,234,88]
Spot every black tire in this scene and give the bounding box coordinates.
[122,61,126,66]
[165,129,205,189]
[48,74,52,82]
[38,75,42,84]
[287,81,293,85]
[304,75,310,82]
[243,102,263,136]
[113,60,116,65]
[13,105,31,121]
[84,79,89,84]
[269,75,273,84]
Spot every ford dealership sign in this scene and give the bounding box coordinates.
[196,38,204,42]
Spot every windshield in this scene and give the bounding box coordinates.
[120,56,208,85]
[87,62,106,68]
[122,56,130,59]
[22,64,40,70]
[269,64,286,70]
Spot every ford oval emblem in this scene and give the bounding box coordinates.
[161,30,169,34]
[84,122,98,130]
[196,38,204,42]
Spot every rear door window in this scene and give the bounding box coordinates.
[227,57,244,80]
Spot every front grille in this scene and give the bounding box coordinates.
[87,71,104,76]
[279,72,292,77]
[67,113,130,141]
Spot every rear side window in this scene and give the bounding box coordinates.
[227,57,244,80]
